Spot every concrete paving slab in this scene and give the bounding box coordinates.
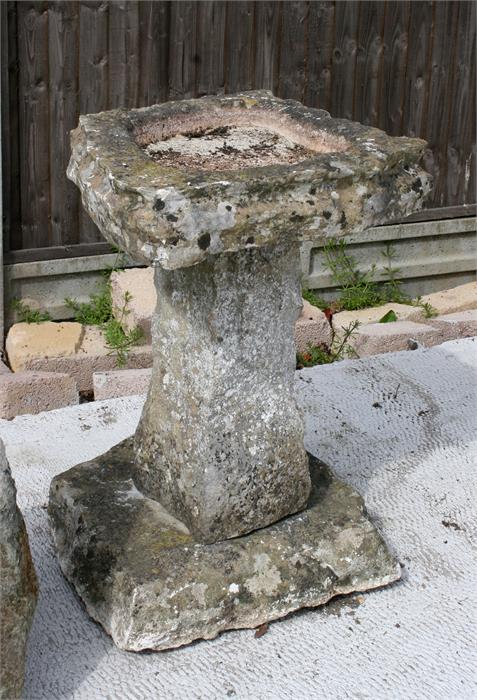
[0,337,475,699]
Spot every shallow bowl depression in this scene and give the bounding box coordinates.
[134,109,349,172]
[68,91,429,268]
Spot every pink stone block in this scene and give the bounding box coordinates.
[93,368,152,401]
[430,310,477,340]
[295,300,332,353]
[0,371,78,419]
[351,321,440,357]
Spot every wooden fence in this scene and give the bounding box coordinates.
[1,0,476,263]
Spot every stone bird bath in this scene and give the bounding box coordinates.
[49,91,430,651]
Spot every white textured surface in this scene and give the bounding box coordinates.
[1,338,476,700]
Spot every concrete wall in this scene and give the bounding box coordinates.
[4,217,477,330]
[5,254,139,327]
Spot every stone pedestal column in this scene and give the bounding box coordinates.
[134,242,310,543]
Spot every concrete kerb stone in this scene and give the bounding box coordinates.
[418,281,477,316]
[428,309,477,340]
[332,302,424,333]
[5,322,83,372]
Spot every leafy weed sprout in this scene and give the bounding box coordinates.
[11,299,52,323]
[65,248,144,367]
[303,239,437,317]
[297,320,360,368]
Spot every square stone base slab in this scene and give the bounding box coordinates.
[48,439,400,652]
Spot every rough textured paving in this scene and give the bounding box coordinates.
[1,337,475,698]
[135,242,310,542]
[68,90,431,270]
[0,440,37,699]
[49,444,398,651]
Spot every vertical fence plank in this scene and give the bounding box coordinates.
[1,2,21,253]
[378,1,411,135]
[464,67,476,205]
[224,1,255,92]
[254,1,282,91]
[17,2,51,249]
[278,1,309,101]
[196,1,226,96]
[108,0,139,109]
[401,1,434,138]
[168,1,198,99]
[78,2,109,114]
[423,1,459,207]
[48,1,79,246]
[353,1,385,124]
[445,1,476,207]
[1,2,11,247]
[330,1,360,119]
[138,1,170,106]
[305,1,335,111]
[78,0,109,243]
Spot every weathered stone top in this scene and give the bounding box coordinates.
[68,90,431,269]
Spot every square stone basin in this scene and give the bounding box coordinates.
[68,90,431,270]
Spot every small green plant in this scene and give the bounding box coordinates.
[297,320,360,367]
[102,246,129,278]
[381,243,411,304]
[321,239,384,311]
[64,285,112,325]
[104,320,144,368]
[414,298,438,318]
[104,291,144,367]
[11,299,51,323]
[302,288,327,310]
[304,239,439,317]
[64,248,143,367]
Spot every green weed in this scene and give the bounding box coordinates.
[321,239,384,310]
[302,288,327,310]
[64,285,112,325]
[11,299,51,323]
[297,320,360,367]
[104,291,144,367]
[64,249,143,367]
[414,298,438,318]
[304,239,439,318]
